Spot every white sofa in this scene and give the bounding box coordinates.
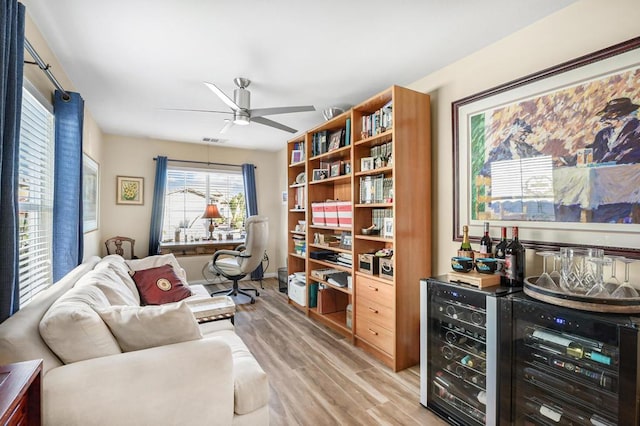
[0,254,269,425]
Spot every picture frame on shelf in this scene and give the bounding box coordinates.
[116,176,144,205]
[361,157,374,171]
[291,150,303,164]
[453,36,640,256]
[312,168,328,181]
[383,217,394,238]
[339,231,352,250]
[328,129,343,151]
[329,161,342,177]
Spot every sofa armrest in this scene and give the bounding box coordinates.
[43,337,234,426]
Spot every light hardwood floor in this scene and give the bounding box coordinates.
[207,278,447,426]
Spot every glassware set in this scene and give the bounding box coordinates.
[533,248,639,299]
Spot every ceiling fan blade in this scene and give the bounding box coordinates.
[204,82,240,111]
[250,105,316,118]
[220,119,234,134]
[252,116,297,133]
[161,108,233,115]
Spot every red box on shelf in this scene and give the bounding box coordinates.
[311,202,326,225]
[324,201,339,227]
[336,201,352,227]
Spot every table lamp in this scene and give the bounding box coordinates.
[203,204,222,240]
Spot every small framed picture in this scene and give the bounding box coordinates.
[383,217,394,238]
[312,168,328,181]
[361,157,374,171]
[339,231,352,250]
[329,161,342,177]
[328,130,343,151]
[291,150,303,164]
[116,176,144,205]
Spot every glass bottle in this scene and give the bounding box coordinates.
[494,227,508,259]
[479,222,492,255]
[504,226,525,286]
[459,225,474,258]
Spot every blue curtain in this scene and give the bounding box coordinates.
[52,90,84,282]
[242,163,263,280]
[148,156,167,255]
[0,0,25,321]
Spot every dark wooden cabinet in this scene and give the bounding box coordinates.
[0,360,42,426]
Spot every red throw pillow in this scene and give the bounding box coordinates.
[131,264,192,305]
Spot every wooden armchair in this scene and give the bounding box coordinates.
[104,236,137,259]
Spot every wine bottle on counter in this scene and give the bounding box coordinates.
[494,227,508,285]
[459,225,474,258]
[479,222,492,255]
[504,226,525,286]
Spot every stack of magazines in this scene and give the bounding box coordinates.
[326,271,351,289]
[336,253,352,268]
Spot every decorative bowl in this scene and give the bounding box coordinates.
[451,256,474,273]
[361,227,380,236]
[475,257,498,274]
[322,107,345,121]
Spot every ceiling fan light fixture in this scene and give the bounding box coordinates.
[233,113,250,125]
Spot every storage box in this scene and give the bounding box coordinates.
[336,201,352,227]
[323,201,339,227]
[311,202,326,225]
[358,253,379,275]
[288,278,307,306]
[379,257,394,280]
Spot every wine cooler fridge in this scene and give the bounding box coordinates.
[511,294,640,426]
[420,277,518,425]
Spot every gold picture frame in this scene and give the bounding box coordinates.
[116,176,144,205]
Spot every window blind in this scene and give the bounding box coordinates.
[163,167,246,241]
[18,88,55,306]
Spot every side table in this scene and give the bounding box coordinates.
[188,295,236,325]
[0,359,42,425]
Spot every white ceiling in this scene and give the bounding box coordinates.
[23,0,576,152]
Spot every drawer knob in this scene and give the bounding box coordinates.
[368,285,379,291]
[368,328,378,336]
[368,307,378,313]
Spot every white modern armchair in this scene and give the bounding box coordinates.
[210,215,269,304]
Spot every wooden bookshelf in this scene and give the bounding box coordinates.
[285,85,431,370]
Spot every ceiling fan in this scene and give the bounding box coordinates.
[181,78,315,134]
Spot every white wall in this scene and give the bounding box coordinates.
[275,0,640,280]
[407,0,640,277]
[101,135,283,281]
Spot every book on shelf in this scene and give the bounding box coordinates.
[345,118,351,146]
[359,174,388,203]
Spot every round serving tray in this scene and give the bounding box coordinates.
[524,277,640,314]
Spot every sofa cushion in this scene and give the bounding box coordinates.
[212,330,269,415]
[75,268,140,306]
[131,264,192,305]
[126,253,188,283]
[39,284,122,364]
[96,301,203,352]
[94,255,141,304]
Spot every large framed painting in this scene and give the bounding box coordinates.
[453,37,640,257]
[83,154,99,232]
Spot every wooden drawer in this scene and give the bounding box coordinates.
[356,317,394,355]
[356,294,394,330]
[355,275,394,308]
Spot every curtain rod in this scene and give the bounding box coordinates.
[153,157,256,169]
[23,38,71,101]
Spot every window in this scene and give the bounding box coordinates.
[162,167,246,242]
[18,86,55,306]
